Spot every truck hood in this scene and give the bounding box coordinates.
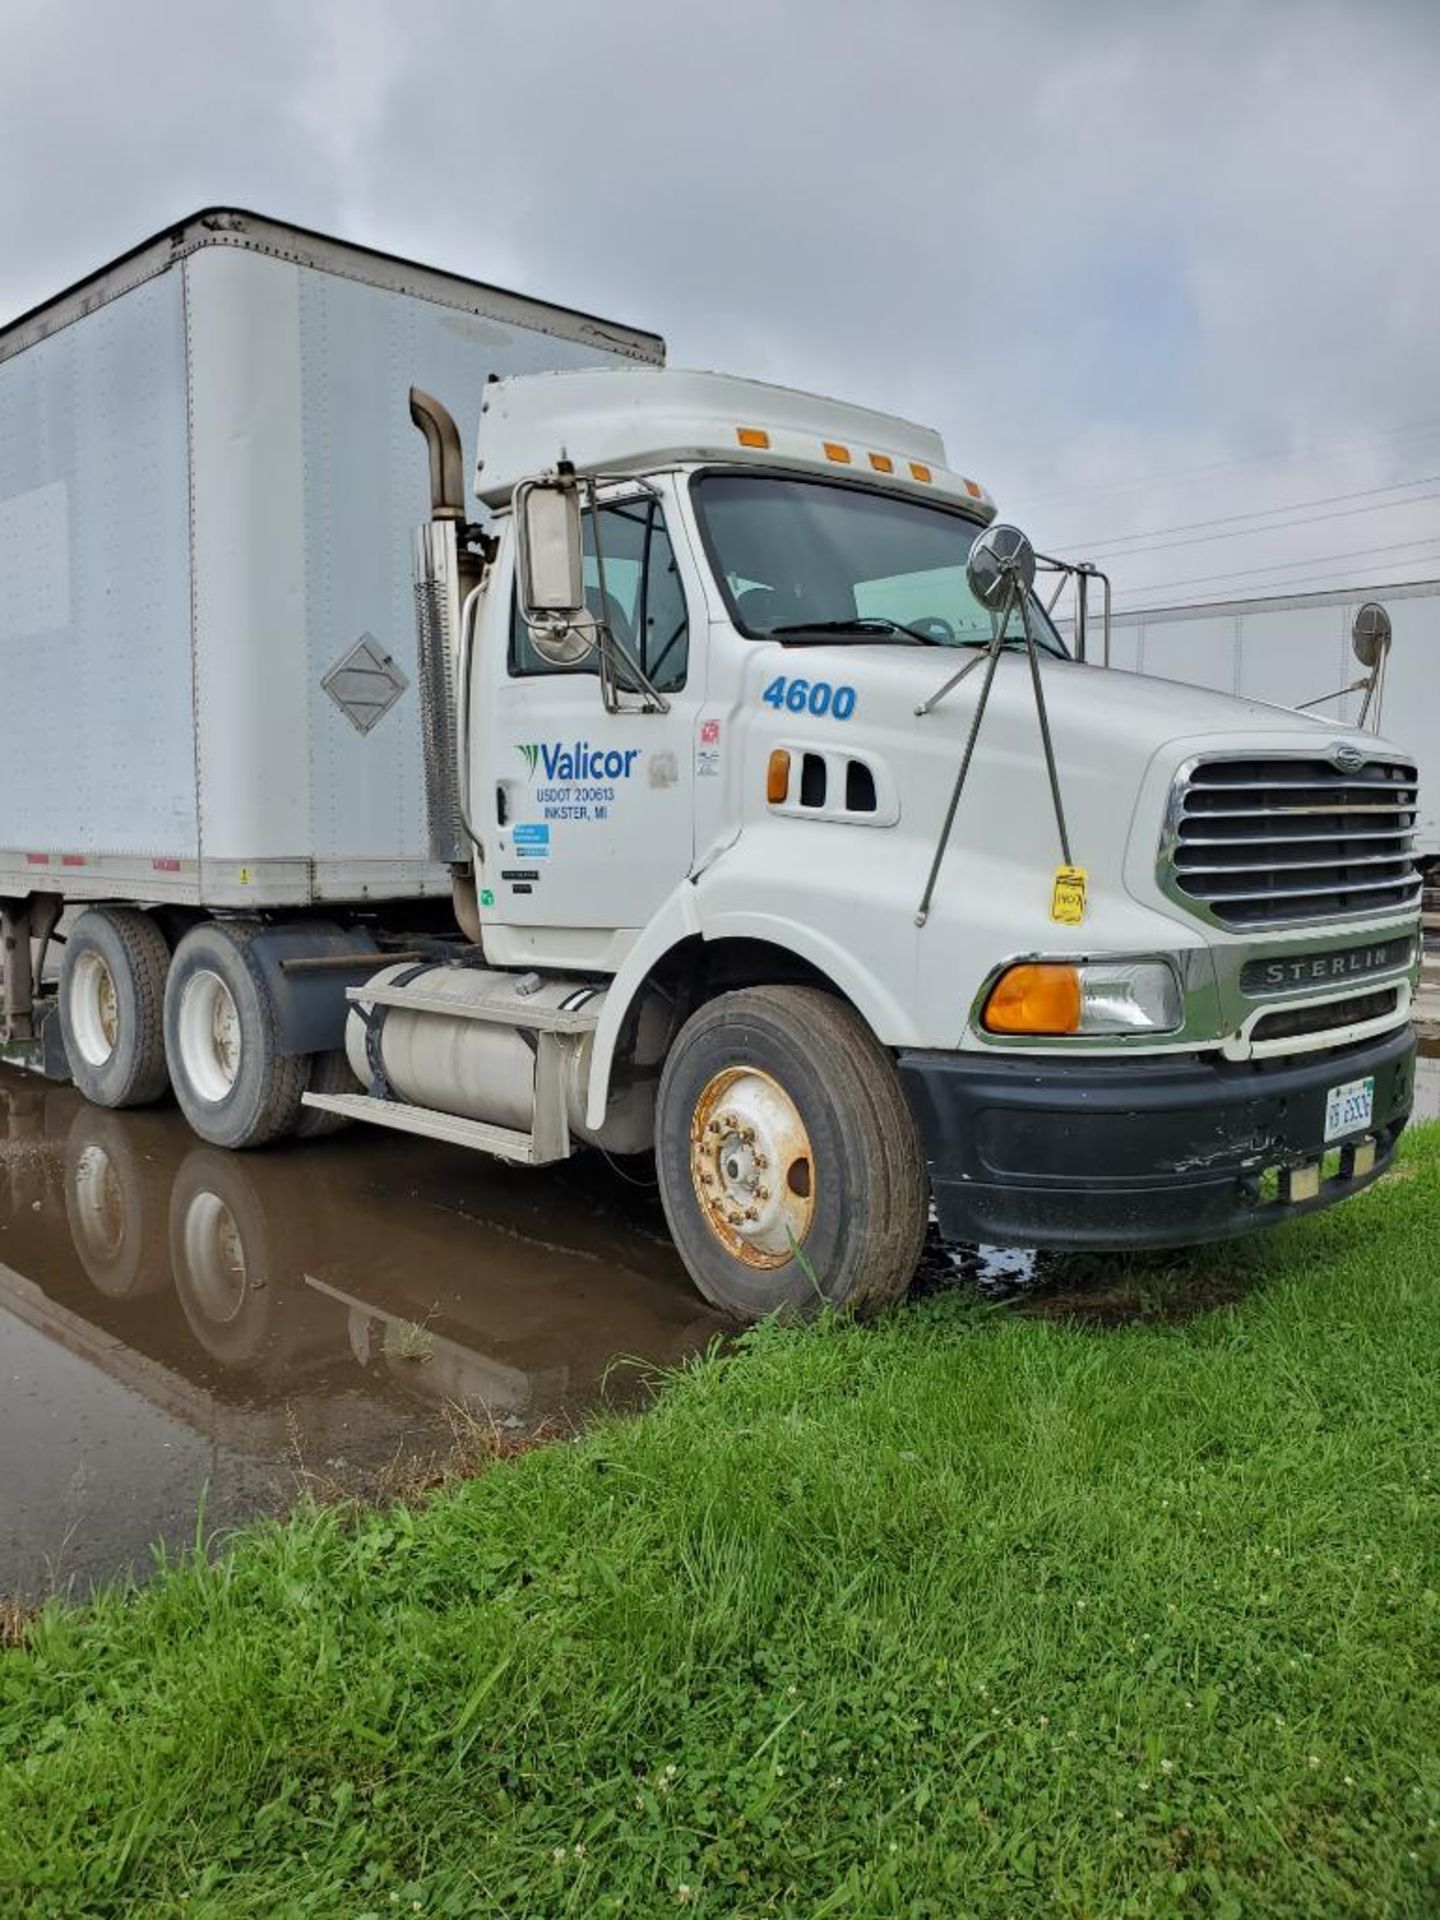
[737,641,1413,946]
[846,643,1366,750]
[751,641,1389,773]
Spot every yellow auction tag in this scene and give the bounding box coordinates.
[1051,864,1088,925]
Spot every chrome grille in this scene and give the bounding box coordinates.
[1162,754,1421,929]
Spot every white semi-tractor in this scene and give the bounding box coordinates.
[0,211,1422,1318]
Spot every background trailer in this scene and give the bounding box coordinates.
[1100,577,1440,865]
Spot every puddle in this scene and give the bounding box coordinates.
[5,1033,1437,1606]
[0,1071,725,1604]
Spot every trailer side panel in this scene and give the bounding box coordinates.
[0,270,195,866]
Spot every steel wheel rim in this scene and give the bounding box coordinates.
[70,951,120,1067]
[178,969,241,1103]
[688,1065,816,1268]
[179,1190,248,1322]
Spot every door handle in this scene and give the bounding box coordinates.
[496,783,510,827]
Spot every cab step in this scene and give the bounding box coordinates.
[300,1091,552,1162]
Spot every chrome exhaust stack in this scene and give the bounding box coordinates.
[410,387,467,522]
[408,388,488,925]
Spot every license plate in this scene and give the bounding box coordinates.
[1324,1075,1375,1142]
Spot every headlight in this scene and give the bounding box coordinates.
[983,960,1182,1036]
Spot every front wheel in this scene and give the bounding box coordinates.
[654,986,928,1320]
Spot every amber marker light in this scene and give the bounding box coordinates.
[909,461,933,483]
[766,748,792,804]
[736,427,770,448]
[823,441,852,463]
[868,451,895,473]
[983,963,1082,1035]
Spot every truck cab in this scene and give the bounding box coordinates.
[302,365,1419,1317]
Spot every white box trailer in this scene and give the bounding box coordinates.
[1098,578,1440,864]
[0,209,662,911]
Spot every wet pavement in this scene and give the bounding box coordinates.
[0,1071,725,1604]
[2,1041,1437,1607]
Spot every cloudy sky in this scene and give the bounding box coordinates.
[5,0,1440,609]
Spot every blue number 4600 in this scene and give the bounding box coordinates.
[761,675,857,721]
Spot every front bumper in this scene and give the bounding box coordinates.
[898,1024,1415,1251]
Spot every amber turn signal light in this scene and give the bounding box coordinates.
[983,963,1081,1035]
[766,748,792,804]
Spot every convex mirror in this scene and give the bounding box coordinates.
[966,522,1036,611]
[1351,601,1392,671]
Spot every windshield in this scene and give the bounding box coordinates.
[691,471,1068,656]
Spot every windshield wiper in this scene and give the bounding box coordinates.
[768,617,945,646]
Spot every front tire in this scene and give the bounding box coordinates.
[655,986,928,1321]
[164,922,308,1148]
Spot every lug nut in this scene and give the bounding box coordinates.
[757,1186,770,1202]
[744,1206,758,1220]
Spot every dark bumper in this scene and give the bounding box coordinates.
[899,1024,1415,1251]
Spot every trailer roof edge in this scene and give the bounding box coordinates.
[1103,574,1440,628]
[0,207,666,368]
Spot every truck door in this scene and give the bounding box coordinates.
[489,489,698,934]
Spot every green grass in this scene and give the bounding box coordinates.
[5,1133,1440,1918]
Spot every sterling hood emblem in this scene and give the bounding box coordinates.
[1329,740,1367,775]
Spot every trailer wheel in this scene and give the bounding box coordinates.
[164,922,308,1148]
[655,986,928,1321]
[59,907,172,1109]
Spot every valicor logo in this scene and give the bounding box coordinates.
[516,740,641,782]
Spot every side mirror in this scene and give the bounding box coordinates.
[966,523,1036,611]
[515,476,596,665]
[1351,600,1392,671]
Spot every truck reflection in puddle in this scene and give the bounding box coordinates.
[0,1072,723,1603]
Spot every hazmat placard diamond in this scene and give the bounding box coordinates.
[321,634,409,735]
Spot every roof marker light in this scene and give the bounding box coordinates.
[963,478,984,499]
[909,461,932,484]
[868,452,894,474]
[823,441,852,464]
[736,427,770,449]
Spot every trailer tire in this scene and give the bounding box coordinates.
[654,985,928,1321]
[164,921,308,1149]
[59,907,172,1109]
[294,1048,359,1139]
